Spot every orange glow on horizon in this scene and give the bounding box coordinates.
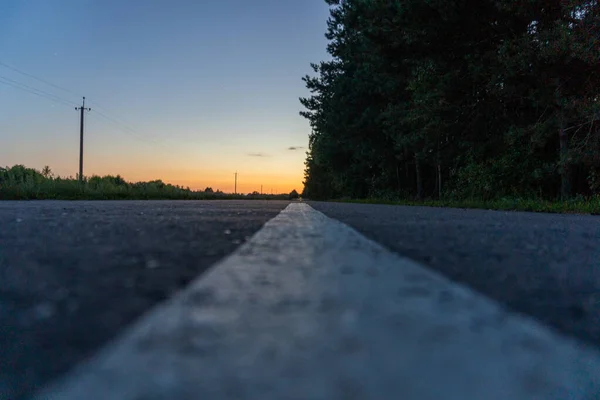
[8,128,309,195]
[60,165,304,194]
[166,175,303,194]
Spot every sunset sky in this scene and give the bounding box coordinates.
[0,0,330,193]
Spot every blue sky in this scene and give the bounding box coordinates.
[0,0,330,192]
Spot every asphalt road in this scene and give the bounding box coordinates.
[34,202,600,400]
[1,200,599,399]
[309,202,600,347]
[0,200,290,400]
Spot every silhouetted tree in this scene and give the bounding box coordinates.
[301,0,600,200]
[41,166,52,178]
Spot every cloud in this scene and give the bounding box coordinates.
[247,153,270,157]
[288,146,305,151]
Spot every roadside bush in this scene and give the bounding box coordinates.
[0,165,292,201]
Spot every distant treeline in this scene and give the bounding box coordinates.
[300,0,600,201]
[0,165,299,200]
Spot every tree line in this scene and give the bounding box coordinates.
[300,0,600,201]
[0,165,298,200]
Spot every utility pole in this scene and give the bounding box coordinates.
[234,172,238,194]
[75,97,91,182]
[261,184,263,195]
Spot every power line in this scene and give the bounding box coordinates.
[85,102,174,150]
[0,71,160,147]
[0,76,75,108]
[86,100,139,130]
[0,60,144,132]
[0,61,137,127]
[0,60,82,98]
[92,109,163,145]
[92,108,150,139]
[0,60,195,151]
[0,74,78,106]
[93,106,209,150]
[89,110,167,148]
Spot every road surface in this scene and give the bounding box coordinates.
[0,200,598,399]
[0,200,289,399]
[310,201,600,345]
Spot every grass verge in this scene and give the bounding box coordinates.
[0,165,296,201]
[330,197,600,215]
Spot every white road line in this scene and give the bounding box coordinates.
[36,202,600,400]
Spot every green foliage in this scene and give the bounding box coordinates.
[0,165,46,185]
[0,165,290,201]
[301,0,600,202]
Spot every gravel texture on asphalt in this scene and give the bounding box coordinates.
[0,200,289,400]
[34,203,600,400]
[309,202,600,347]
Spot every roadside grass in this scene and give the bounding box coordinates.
[331,196,600,215]
[0,165,293,201]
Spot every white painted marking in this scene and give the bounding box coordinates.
[36,203,600,399]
